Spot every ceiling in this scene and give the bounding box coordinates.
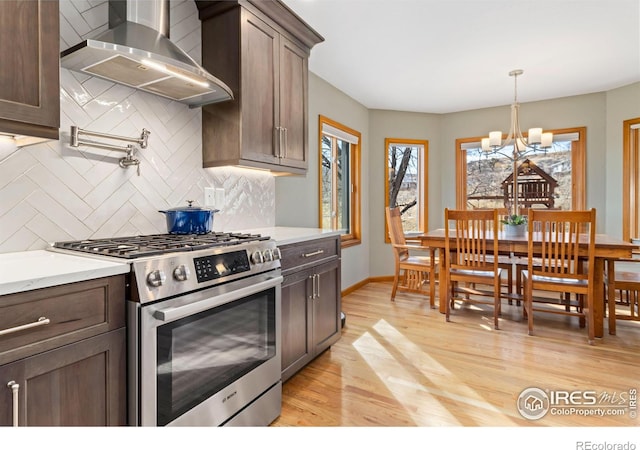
[283,0,640,114]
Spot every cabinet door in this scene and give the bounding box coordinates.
[312,259,342,354]
[0,0,59,140]
[281,269,313,382]
[0,329,126,426]
[278,36,308,170]
[240,10,279,165]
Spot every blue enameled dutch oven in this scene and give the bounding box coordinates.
[159,201,220,234]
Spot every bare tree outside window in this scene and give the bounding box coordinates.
[385,138,428,238]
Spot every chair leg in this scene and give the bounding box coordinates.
[445,282,451,322]
[505,266,512,305]
[450,281,456,308]
[428,272,436,309]
[587,295,595,345]
[523,275,534,335]
[564,292,571,312]
[391,270,400,301]
[607,270,617,335]
[506,266,513,306]
[515,266,523,306]
[527,297,534,336]
[494,279,500,330]
[521,275,528,320]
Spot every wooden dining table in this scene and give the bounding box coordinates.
[417,229,638,338]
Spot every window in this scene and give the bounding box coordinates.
[622,117,640,240]
[318,115,361,247]
[384,138,429,242]
[455,127,586,213]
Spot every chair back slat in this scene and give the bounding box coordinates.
[445,209,499,273]
[528,209,596,281]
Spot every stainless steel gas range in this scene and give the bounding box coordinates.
[51,232,283,427]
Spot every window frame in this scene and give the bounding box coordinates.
[622,117,640,241]
[317,115,361,248]
[384,138,429,243]
[455,127,587,211]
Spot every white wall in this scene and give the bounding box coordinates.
[276,73,370,289]
[368,110,442,278]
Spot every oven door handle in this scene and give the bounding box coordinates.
[153,275,283,322]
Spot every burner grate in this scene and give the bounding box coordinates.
[53,232,268,259]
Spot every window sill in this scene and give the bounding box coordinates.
[341,236,361,249]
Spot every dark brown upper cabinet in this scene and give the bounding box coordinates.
[0,0,60,145]
[198,0,323,175]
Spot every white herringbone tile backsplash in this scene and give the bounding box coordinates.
[0,0,275,253]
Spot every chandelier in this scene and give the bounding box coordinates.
[481,69,553,153]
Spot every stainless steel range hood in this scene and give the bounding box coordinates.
[60,0,232,108]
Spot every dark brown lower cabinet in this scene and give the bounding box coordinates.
[280,236,341,382]
[0,275,127,426]
[311,260,341,354]
[281,268,311,379]
[0,328,126,426]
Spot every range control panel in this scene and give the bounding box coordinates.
[132,240,281,303]
[194,250,251,283]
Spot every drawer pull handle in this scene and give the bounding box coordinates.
[302,250,324,258]
[0,317,50,336]
[7,381,19,426]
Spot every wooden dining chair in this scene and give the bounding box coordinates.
[385,207,437,307]
[604,258,640,335]
[444,208,502,329]
[521,208,597,344]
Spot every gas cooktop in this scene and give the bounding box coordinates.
[52,232,269,259]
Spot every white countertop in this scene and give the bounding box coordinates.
[241,227,342,245]
[0,228,340,296]
[0,250,130,296]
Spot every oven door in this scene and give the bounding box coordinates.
[130,271,282,426]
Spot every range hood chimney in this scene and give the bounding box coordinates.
[60,0,232,108]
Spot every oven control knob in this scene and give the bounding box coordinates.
[262,249,273,262]
[147,270,166,287]
[272,247,282,260]
[173,265,190,282]
[251,251,264,264]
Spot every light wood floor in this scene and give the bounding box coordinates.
[272,281,640,427]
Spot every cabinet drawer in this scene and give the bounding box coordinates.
[280,237,339,272]
[0,275,125,365]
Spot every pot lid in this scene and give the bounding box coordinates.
[163,200,219,213]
